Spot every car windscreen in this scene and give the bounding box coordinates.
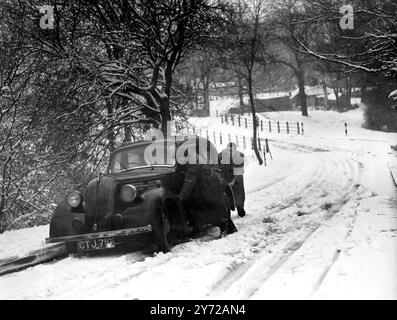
[109,142,176,173]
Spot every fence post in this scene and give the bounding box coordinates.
[265,138,272,160]
[277,121,280,133]
[263,149,267,166]
[243,136,246,149]
[193,126,196,134]
[221,115,224,123]
[238,115,241,127]
[260,120,263,131]
[258,137,262,151]
[220,132,223,145]
[297,122,300,135]
[245,118,248,128]
[225,114,228,125]
[232,115,235,126]
[286,121,289,134]
[269,121,272,133]
[345,122,348,136]
[301,122,304,135]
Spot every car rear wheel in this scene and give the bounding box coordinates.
[154,209,171,253]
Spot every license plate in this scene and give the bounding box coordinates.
[77,237,115,251]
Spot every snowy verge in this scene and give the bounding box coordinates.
[387,150,397,187]
[312,195,397,300]
[0,225,49,261]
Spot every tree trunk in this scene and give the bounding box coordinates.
[322,77,329,110]
[160,99,172,137]
[106,103,115,152]
[247,73,263,165]
[297,69,308,116]
[238,74,244,110]
[294,51,308,116]
[203,76,210,116]
[361,85,367,104]
[0,196,5,234]
[0,161,8,233]
[161,62,174,136]
[345,77,352,110]
[123,125,132,144]
[333,87,340,111]
[194,79,199,109]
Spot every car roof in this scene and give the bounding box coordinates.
[112,135,208,154]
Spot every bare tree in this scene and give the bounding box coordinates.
[263,0,323,116]
[177,50,219,116]
[290,0,396,128]
[217,0,274,164]
[0,25,49,231]
[9,0,222,135]
[296,0,396,90]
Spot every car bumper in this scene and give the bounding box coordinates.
[45,225,153,244]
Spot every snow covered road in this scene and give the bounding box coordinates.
[0,110,396,299]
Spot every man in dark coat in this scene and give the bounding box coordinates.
[218,142,246,217]
[179,146,237,236]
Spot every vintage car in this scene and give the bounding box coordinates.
[46,136,236,254]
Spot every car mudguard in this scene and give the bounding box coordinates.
[49,201,86,238]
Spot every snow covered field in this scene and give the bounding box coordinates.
[0,108,396,300]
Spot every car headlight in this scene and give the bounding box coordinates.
[66,190,83,208]
[120,184,137,203]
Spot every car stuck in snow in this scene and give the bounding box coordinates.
[46,135,237,254]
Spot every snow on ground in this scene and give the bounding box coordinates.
[209,97,240,116]
[0,225,48,262]
[256,108,384,140]
[191,108,397,300]
[0,107,396,299]
[387,148,397,187]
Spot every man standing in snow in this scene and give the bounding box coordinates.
[218,142,246,217]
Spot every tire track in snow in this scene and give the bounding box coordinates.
[309,206,360,297]
[210,143,362,299]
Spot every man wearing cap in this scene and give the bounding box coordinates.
[218,142,246,217]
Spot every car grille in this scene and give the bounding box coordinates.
[85,176,117,231]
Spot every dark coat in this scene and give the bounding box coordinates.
[179,164,228,228]
[218,149,245,208]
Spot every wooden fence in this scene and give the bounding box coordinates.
[218,113,304,135]
[179,125,271,153]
